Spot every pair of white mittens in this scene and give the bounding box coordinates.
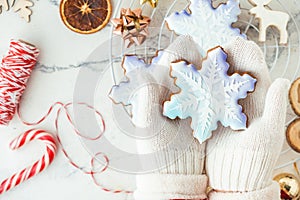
[132,36,290,200]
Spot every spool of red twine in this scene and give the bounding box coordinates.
[0,40,39,125]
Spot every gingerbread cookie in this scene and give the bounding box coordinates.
[289,78,300,116]
[109,51,177,107]
[286,119,300,153]
[165,0,245,56]
[163,47,256,143]
[286,78,300,153]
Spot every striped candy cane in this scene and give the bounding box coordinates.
[0,129,57,194]
[18,102,133,194]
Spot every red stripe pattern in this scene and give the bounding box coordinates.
[0,40,39,125]
[0,39,132,195]
[18,102,132,194]
[0,129,57,194]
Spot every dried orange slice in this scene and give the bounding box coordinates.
[60,0,112,34]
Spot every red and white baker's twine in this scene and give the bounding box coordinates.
[0,40,132,196]
[0,129,57,194]
[18,102,132,195]
[0,40,39,125]
[0,40,202,200]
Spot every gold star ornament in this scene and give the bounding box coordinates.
[140,0,158,8]
[112,8,151,48]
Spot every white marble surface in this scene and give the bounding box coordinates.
[0,0,299,199]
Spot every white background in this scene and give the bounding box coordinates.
[0,0,299,199]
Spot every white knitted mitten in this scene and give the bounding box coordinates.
[132,36,208,200]
[206,37,290,200]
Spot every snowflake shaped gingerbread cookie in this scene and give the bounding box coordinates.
[163,47,256,143]
[109,52,176,107]
[109,56,153,106]
[166,0,245,56]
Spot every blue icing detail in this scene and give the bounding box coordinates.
[166,0,246,56]
[163,47,256,143]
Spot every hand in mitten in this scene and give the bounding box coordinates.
[206,37,290,200]
[132,36,208,200]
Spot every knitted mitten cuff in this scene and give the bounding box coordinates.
[134,174,208,200]
[209,181,280,200]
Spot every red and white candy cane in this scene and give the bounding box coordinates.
[0,39,132,195]
[0,40,39,125]
[0,129,57,194]
[18,102,133,194]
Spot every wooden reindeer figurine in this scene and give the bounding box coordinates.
[249,0,289,44]
[0,0,33,22]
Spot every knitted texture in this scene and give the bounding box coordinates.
[132,35,206,174]
[206,37,290,196]
[132,36,207,199]
[134,174,208,200]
